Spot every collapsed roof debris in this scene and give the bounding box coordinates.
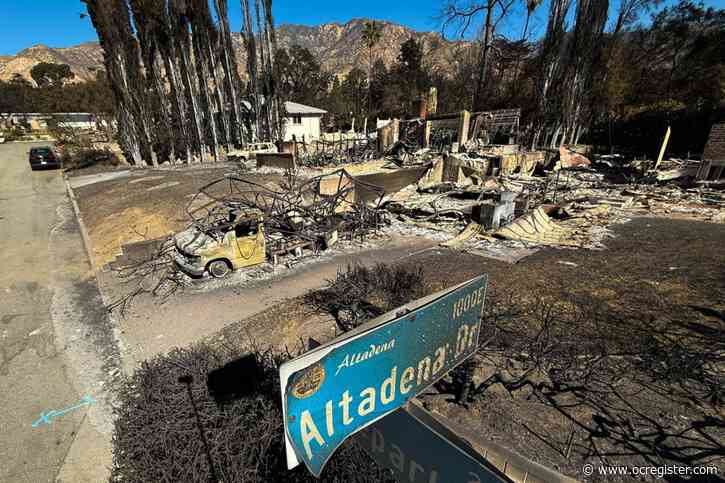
[654,158,700,182]
[107,110,724,312]
[250,119,723,263]
[492,204,614,247]
[368,133,723,261]
[557,146,592,169]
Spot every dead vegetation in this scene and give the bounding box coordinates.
[304,263,426,332]
[110,342,393,482]
[107,238,182,316]
[47,119,120,171]
[62,148,120,171]
[110,264,430,481]
[82,0,281,166]
[39,0,725,479]
[104,215,724,480]
[439,286,725,470]
[100,139,724,321]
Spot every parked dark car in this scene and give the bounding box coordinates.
[28,147,60,170]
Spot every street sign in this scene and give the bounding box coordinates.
[356,402,510,483]
[280,275,488,477]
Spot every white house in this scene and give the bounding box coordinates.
[282,101,326,142]
[240,99,327,142]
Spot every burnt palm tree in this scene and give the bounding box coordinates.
[361,20,382,117]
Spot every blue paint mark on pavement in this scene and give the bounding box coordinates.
[32,395,96,428]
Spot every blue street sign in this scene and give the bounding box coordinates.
[356,403,510,483]
[280,275,488,477]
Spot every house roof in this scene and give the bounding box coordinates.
[240,100,327,116]
[284,101,327,116]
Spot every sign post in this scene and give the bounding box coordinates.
[279,275,488,477]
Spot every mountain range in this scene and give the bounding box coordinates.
[0,19,474,84]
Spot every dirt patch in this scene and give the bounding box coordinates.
[216,298,339,353]
[87,207,175,267]
[404,216,724,314]
[73,167,283,267]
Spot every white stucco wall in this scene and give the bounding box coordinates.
[283,115,321,142]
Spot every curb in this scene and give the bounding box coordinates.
[64,174,99,274]
[423,403,580,483]
[63,174,131,376]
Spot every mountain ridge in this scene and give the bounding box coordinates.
[0,19,474,85]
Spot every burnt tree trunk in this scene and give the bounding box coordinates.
[216,0,245,146]
[83,0,279,164]
[472,1,493,112]
[241,0,261,141]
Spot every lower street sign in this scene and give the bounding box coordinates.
[356,402,510,483]
[279,275,488,477]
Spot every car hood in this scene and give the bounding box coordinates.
[174,228,218,256]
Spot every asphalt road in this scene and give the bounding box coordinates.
[0,142,115,482]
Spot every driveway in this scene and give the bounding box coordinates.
[0,142,116,482]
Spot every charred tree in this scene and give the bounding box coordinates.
[215,0,246,146]
[82,0,156,165]
[188,0,221,162]
[158,4,193,163]
[261,0,283,140]
[560,0,609,145]
[531,0,572,149]
[130,0,176,163]
[169,0,208,162]
[531,0,609,148]
[441,0,518,112]
[473,2,494,112]
[241,0,261,140]
[239,0,284,142]
[83,0,282,164]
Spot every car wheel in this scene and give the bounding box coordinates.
[208,260,231,278]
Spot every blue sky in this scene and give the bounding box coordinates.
[1,0,721,56]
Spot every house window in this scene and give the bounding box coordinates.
[292,116,302,125]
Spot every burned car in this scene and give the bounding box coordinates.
[174,211,266,278]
